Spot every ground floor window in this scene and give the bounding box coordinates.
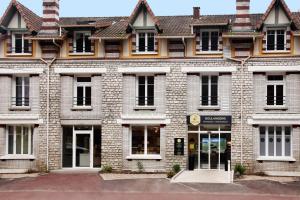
[7,126,33,155]
[131,126,160,155]
[259,126,291,157]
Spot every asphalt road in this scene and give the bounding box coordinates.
[0,173,299,200]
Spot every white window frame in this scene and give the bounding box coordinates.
[136,75,155,107]
[11,32,31,55]
[199,29,219,52]
[259,126,292,158]
[12,76,30,107]
[135,31,156,53]
[73,31,92,54]
[73,76,92,107]
[266,75,286,107]
[129,125,161,156]
[6,125,33,155]
[200,74,219,106]
[265,28,287,52]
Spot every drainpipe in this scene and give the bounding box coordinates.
[40,57,57,172]
[226,56,251,165]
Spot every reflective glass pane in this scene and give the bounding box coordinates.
[285,127,291,156]
[268,127,274,156]
[147,33,154,52]
[259,127,266,156]
[8,126,14,154]
[16,126,22,154]
[201,32,209,51]
[77,87,84,106]
[210,134,219,169]
[147,126,160,154]
[85,87,91,106]
[211,32,219,51]
[276,127,282,156]
[131,126,145,155]
[76,134,90,167]
[138,33,146,52]
[23,127,29,154]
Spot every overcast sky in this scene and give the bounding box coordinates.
[0,0,299,17]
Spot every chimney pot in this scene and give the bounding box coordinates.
[193,7,200,19]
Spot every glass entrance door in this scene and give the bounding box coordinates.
[73,131,93,168]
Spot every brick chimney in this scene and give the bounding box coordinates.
[193,7,200,19]
[40,0,59,35]
[233,0,252,31]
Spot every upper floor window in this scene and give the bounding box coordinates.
[266,29,286,51]
[12,33,30,54]
[7,126,33,155]
[74,77,92,107]
[200,31,219,52]
[266,75,285,106]
[12,76,30,107]
[259,126,291,157]
[136,76,154,107]
[201,75,218,106]
[73,32,92,53]
[136,32,155,53]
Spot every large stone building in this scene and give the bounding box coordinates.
[0,0,300,176]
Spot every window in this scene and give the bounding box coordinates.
[7,126,33,155]
[136,32,155,53]
[137,76,154,106]
[74,77,92,107]
[12,33,30,54]
[266,75,285,106]
[201,75,218,106]
[200,31,219,52]
[259,126,291,157]
[13,76,30,107]
[73,32,92,53]
[266,29,286,51]
[131,126,160,155]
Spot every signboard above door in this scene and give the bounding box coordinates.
[201,116,232,125]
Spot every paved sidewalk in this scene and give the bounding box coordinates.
[0,173,299,200]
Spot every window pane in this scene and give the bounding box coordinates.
[211,32,219,51]
[259,127,266,156]
[211,76,218,105]
[76,33,84,52]
[201,76,209,105]
[201,32,209,51]
[267,85,274,105]
[285,127,291,156]
[276,127,282,156]
[276,30,285,50]
[23,127,29,154]
[84,34,91,52]
[15,34,23,53]
[77,87,84,106]
[147,33,155,52]
[138,33,146,52]
[268,75,283,81]
[16,126,22,154]
[8,126,14,154]
[85,87,91,106]
[276,85,284,105]
[268,127,274,156]
[138,76,146,106]
[267,30,275,51]
[147,126,160,155]
[24,77,30,106]
[132,126,145,155]
[31,127,34,155]
[147,76,154,106]
[77,77,91,82]
[24,39,29,53]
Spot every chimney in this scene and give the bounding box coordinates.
[40,0,59,35]
[193,7,200,19]
[233,0,252,32]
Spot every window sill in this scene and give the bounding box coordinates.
[126,155,162,160]
[132,52,158,55]
[198,105,220,110]
[0,155,35,160]
[264,106,288,110]
[262,51,291,54]
[257,156,296,162]
[196,51,222,55]
[134,106,156,111]
[6,53,32,57]
[71,106,93,111]
[9,106,31,111]
[69,52,95,56]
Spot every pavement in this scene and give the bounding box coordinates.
[0,173,299,200]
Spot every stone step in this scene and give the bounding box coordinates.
[0,169,28,174]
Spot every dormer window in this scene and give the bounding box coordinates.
[200,30,219,52]
[136,32,155,53]
[11,33,30,54]
[73,31,92,53]
[266,29,286,51]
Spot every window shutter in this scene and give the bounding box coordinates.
[68,37,74,53]
[286,31,291,51]
[6,34,12,54]
[131,34,136,53]
[154,34,158,52]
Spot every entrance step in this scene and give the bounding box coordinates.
[0,169,28,174]
[171,169,234,183]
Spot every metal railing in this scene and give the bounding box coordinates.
[73,97,92,106]
[266,96,286,106]
[200,96,219,106]
[11,97,30,107]
[136,96,154,106]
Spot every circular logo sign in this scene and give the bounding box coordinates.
[190,114,200,126]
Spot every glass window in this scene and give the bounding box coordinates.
[285,127,291,156]
[7,126,33,155]
[259,127,266,156]
[200,31,219,52]
[266,30,286,51]
[15,77,30,107]
[137,76,154,106]
[12,33,30,54]
[201,75,218,106]
[74,32,92,53]
[266,75,284,106]
[74,77,92,107]
[137,32,155,53]
[131,126,160,155]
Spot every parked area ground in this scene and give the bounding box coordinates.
[0,173,299,200]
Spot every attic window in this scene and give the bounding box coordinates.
[11,33,30,54]
[73,31,92,53]
[266,29,286,51]
[136,32,155,53]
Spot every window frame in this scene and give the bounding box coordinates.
[200,74,219,107]
[73,76,92,107]
[129,125,161,156]
[12,76,30,107]
[136,75,155,107]
[199,29,220,52]
[73,31,92,54]
[265,28,287,52]
[135,31,156,54]
[6,125,33,156]
[266,75,286,107]
[11,32,31,55]
[259,126,292,158]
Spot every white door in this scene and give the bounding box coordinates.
[72,131,93,168]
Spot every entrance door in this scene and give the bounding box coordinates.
[73,131,93,168]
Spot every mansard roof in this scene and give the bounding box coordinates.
[0,0,42,33]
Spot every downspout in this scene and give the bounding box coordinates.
[226,55,251,165]
[40,57,57,172]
